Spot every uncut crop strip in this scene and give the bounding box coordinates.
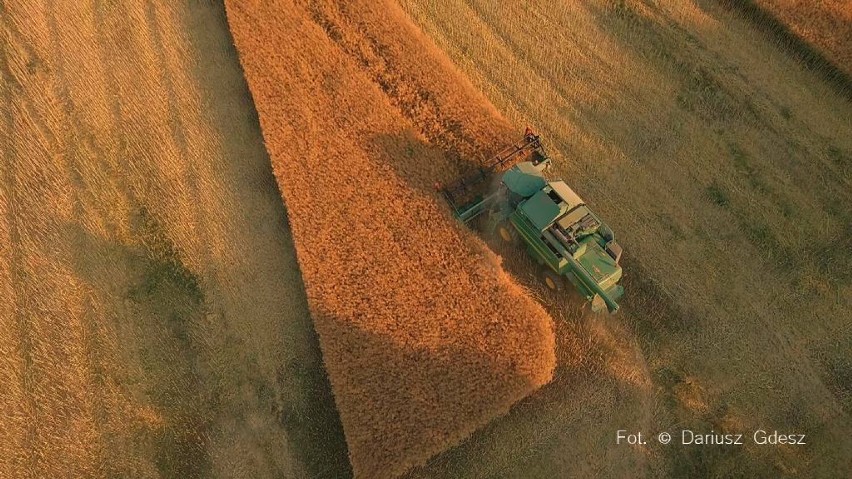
[224,0,556,477]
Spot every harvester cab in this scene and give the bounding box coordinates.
[437,130,625,313]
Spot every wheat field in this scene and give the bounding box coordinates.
[3,0,850,477]
[0,1,347,477]
[398,0,852,476]
[225,0,559,477]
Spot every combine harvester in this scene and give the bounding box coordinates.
[437,130,624,313]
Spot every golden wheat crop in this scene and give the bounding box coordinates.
[224,0,557,477]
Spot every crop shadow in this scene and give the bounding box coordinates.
[180,3,353,478]
[187,2,352,478]
[313,308,549,478]
[713,0,852,99]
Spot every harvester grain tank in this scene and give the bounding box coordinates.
[437,130,624,313]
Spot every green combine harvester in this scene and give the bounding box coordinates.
[437,130,624,313]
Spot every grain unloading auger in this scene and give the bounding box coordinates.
[437,129,625,313]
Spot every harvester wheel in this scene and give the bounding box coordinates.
[498,223,517,244]
[542,270,563,291]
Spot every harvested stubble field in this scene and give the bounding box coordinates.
[225,1,560,477]
[398,0,852,477]
[1,1,348,477]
